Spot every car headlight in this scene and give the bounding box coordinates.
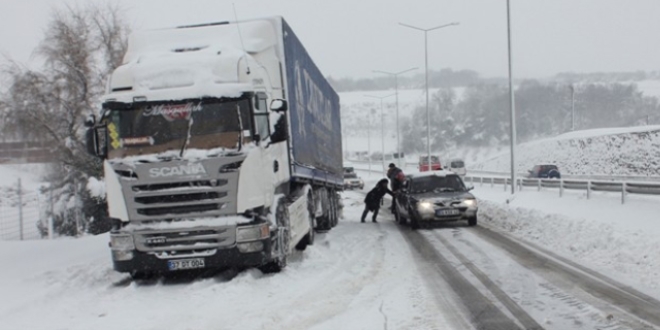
[236,224,270,242]
[110,234,135,251]
[462,199,477,207]
[418,201,434,211]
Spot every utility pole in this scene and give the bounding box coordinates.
[507,0,517,195]
[373,67,418,167]
[400,21,458,172]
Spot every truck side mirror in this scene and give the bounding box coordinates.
[95,126,108,159]
[85,128,96,156]
[84,114,96,128]
[86,125,108,159]
[269,113,288,144]
[270,99,288,112]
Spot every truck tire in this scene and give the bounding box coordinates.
[260,198,290,273]
[295,191,315,251]
[329,191,338,228]
[315,188,331,232]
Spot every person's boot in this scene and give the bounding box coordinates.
[361,218,365,223]
[372,218,377,223]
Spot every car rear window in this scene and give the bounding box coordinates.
[451,161,464,168]
[410,175,466,193]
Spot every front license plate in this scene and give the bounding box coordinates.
[436,208,460,216]
[167,258,205,271]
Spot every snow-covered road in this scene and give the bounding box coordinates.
[2,188,660,329]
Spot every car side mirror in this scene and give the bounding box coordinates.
[466,186,474,191]
[270,99,288,112]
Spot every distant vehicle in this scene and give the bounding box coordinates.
[528,164,561,179]
[343,172,364,190]
[448,159,466,176]
[393,171,478,229]
[418,155,442,172]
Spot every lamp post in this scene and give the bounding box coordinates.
[506,0,517,194]
[373,67,418,167]
[569,84,575,131]
[400,21,458,171]
[365,93,396,173]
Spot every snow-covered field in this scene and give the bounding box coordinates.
[2,166,660,329]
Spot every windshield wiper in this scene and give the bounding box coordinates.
[179,112,195,158]
[435,188,455,192]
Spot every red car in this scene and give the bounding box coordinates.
[418,155,442,172]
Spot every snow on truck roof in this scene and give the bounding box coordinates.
[123,18,280,64]
[104,18,282,103]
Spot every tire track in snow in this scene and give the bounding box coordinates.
[429,231,545,330]
[400,228,524,330]
[473,224,660,329]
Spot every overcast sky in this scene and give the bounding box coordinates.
[1,0,660,80]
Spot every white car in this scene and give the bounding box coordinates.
[448,159,466,177]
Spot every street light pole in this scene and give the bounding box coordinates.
[400,21,458,169]
[373,67,418,167]
[365,94,396,173]
[506,0,517,195]
[569,84,575,131]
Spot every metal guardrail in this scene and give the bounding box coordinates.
[464,175,660,204]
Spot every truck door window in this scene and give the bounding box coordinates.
[254,93,270,141]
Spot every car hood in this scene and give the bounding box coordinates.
[409,191,475,203]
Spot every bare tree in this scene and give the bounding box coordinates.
[1,2,130,235]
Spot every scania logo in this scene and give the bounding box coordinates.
[149,163,207,178]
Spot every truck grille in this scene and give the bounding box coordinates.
[134,227,235,252]
[116,157,241,222]
[135,192,227,204]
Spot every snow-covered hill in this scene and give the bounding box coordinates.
[471,125,660,177]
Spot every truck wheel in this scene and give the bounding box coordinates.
[130,271,154,280]
[468,216,478,227]
[315,188,331,232]
[329,192,338,228]
[295,191,315,251]
[260,198,290,273]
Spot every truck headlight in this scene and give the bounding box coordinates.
[110,234,135,251]
[236,224,269,243]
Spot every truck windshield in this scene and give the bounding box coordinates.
[104,97,253,159]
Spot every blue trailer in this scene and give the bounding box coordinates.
[281,19,343,189]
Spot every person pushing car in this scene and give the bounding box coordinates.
[362,179,395,223]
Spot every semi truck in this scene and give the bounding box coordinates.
[85,17,343,277]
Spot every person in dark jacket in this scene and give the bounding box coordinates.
[387,163,405,212]
[362,179,394,223]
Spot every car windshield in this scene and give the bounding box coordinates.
[104,97,252,159]
[410,175,466,194]
[344,173,357,179]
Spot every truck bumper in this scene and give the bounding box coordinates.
[112,240,272,274]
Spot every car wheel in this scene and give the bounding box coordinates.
[409,207,420,230]
[468,216,477,227]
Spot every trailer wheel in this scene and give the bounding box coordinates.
[260,198,289,273]
[315,188,331,232]
[328,191,338,228]
[295,191,315,251]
